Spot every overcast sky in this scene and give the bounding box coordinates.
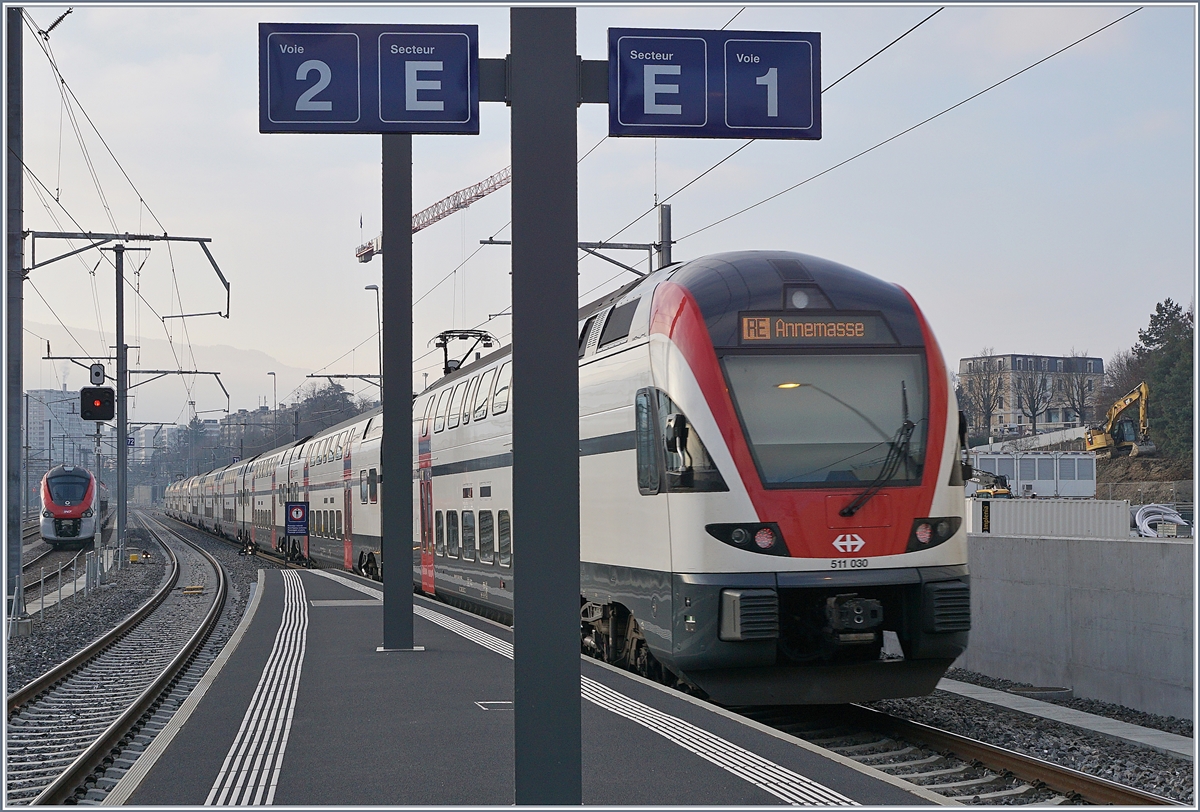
[14,3,1196,426]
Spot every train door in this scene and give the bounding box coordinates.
[417,396,436,594]
[419,471,434,593]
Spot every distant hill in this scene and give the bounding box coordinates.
[23,320,315,423]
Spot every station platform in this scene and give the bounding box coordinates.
[111,567,946,806]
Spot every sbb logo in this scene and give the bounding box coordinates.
[833,533,865,553]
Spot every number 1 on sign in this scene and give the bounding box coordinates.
[756,67,778,118]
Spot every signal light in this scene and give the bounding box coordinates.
[80,387,115,421]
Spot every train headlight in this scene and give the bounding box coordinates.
[705,523,788,556]
[81,508,94,518]
[42,509,53,518]
[906,517,962,552]
[754,528,776,549]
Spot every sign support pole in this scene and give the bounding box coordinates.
[6,6,24,619]
[380,132,416,651]
[510,7,581,804]
[115,244,127,566]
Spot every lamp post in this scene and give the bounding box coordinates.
[365,284,382,402]
[267,371,277,445]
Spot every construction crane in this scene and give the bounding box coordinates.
[1084,381,1157,458]
[356,166,512,262]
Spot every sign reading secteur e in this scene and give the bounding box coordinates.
[608,28,820,140]
[259,23,479,134]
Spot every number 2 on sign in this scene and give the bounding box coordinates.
[296,59,332,111]
[756,67,778,118]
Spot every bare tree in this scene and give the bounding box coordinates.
[1014,364,1055,434]
[1099,348,1147,409]
[1061,348,1097,426]
[960,348,1005,436]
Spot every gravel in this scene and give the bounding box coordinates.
[868,675,1194,804]
[944,667,1193,738]
[7,543,169,693]
[5,514,279,697]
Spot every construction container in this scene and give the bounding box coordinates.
[965,497,1130,539]
[968,451,1096,498]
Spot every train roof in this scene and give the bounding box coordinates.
[45,464,94,480]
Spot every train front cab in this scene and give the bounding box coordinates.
[40,465,101,547]
[585,252,970,705]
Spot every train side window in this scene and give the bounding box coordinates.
[472,368,496,421]
[653,389,728,493]
[421,397,435,437]
[360,471,367,503]
[497,510,511,567]
[598,299,639,348]
[447,382,467,429]
[435,511,445,556]
[492,361,512,415]
[461,511,476,561]
[578,315,596,358]
[635,389,662,495]
[336,510,343,538]
[461,376,480,425]
[478,510,495,564]
[446,510,460,557]
[368,468,378,503]
[434,388,452,433]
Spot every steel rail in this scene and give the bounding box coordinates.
[6,537,180,714]
[21,549,83,586]
[28,514,227,805]
[850,705,1183,806]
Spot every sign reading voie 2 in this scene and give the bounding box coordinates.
[609,28,820,140]
[260,23,478,134]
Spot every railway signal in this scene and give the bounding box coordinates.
[80,387,115,421]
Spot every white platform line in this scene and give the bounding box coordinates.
[308,571,854,807]
[206,570,308,806]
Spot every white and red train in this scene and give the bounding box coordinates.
[166,250,970,704]
[40,464,109,548]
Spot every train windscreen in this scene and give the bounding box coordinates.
[722,353,927,487]
[48,474,91,503]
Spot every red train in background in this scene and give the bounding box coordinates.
[40,464,108,548]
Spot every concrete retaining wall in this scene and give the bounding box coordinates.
[958,533,1193,719]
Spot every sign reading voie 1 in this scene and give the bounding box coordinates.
[259,23,478,134]
[609,28,820,139]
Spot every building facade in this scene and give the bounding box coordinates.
[957,353,1104,437]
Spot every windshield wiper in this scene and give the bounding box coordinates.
[840,382,913,517]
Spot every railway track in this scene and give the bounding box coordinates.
[5,515,227,805]
[732,703,1182,806]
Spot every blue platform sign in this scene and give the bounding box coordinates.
[260,23,479,134]
[285,501,309,536]
[608,28,820,140]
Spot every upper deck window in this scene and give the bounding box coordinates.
[598,300,638,349]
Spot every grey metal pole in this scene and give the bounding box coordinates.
[115,244,127,569]
[7,6,25,617]
[657,203,672,269]
[510,7,581,804]
[380,132,414,651]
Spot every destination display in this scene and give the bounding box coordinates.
[738,313,896,345]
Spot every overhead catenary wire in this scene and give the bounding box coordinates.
[597,6,946,248]
[675,7,1141,243]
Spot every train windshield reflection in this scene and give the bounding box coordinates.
[48,475,90,503]
[722,353,927,487]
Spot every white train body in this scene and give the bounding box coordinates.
[167,250,969,704]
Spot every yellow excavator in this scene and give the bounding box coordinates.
[1084,382,1157,458]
